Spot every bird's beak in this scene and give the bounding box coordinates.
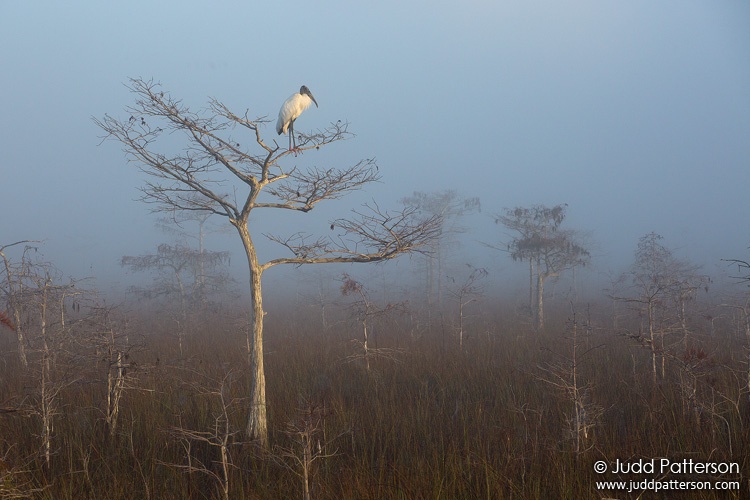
[307,91,318,108]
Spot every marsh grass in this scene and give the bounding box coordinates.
[0,304,747,498]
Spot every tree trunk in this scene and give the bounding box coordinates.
[362,318,370,372]
[536,262,544,331]
[175,271,187,358]
[426,247,435,321]
[0,253,28,368]
[536,268,559,331]
[648,300,657,384]
[198,218,206,303]
[436,238,443,311]
[458,299,464,351]
[529,258,534,320]
[13,308,27,368]
[237,224,268,448]
[679,296,688,349]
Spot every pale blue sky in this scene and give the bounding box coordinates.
[2,1,749,293]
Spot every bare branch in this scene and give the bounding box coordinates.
[96,78,444,448]
[264,159,380,212]
[94,80,357,225]
[263,203,442,269]
[723,258,750,284]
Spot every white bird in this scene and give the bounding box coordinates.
[276,85,318,153]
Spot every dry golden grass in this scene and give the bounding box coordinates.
[0,303,747,498]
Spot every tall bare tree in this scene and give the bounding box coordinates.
[620,232,709,382]
[123,241,230,298]
[401,190,480,315]
[1,252,84,468]
[446,265,488,351]
[340,273,406,371]
[121,242,231,356]
[494,204,590,330]
[95,78,442,447]
[155,208,234,306]
[1,240,41,367]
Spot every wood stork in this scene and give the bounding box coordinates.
[276,85,318,152]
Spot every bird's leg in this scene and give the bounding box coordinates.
[289,121,300,156]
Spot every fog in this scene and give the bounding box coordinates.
[2,1,750,300]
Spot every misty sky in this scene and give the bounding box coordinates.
[2,1,749,295]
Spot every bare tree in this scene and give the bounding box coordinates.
[155,208,234,306]
[340,273,406,371]
[122,243,230,303]
[401,191,480,315]
[1,241,42,367]
[446,265,488,351]
[271,398,341,500]
[615,232,708,383]
[493,204,590,330]
[617,232,675,384]
[78,305,144,438]
[537,309,603,455]
[12,259,81,469]
[121,242,231,356]
[95,78,442,448]
[165,370,244,500]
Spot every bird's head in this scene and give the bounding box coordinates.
[300,85,318,107]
